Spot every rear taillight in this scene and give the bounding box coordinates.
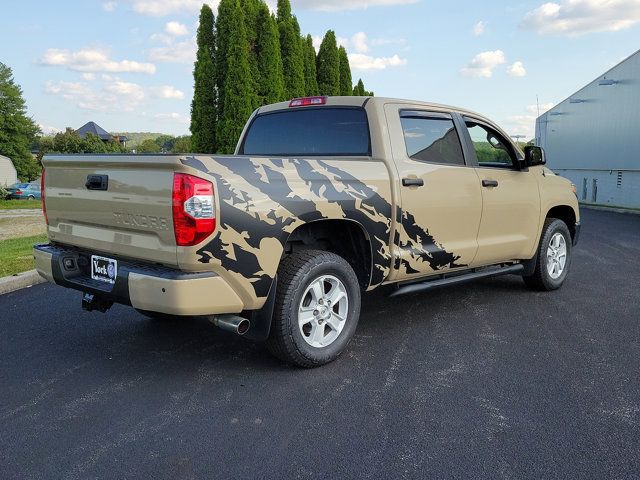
[40,170,48,225]
[15,189,22,195]
[172,173,216,246]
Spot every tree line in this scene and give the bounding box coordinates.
[191,0,373,154]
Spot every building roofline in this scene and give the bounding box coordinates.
[538,47,640,121]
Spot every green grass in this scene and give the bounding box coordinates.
[0,199,42,210]
[0,234,48,277]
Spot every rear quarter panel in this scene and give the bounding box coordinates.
[178,155,395,309]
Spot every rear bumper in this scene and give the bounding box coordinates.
[33,243,244,316]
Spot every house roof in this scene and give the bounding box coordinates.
[76,121,112,140]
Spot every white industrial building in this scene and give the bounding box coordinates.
[0,155,18,187]
[536,49,640,209]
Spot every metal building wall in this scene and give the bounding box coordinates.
[536,49,640,209]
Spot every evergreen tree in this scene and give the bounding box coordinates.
[302,34,318,96]
[215,0,235,122]
[352,78,374,96]
[338,46,352,96]
[316,30,340,96]
[190,4,217,153]
[277,0,305,99]
[256,6,284,104]
[241,0,261,110]
[0,62,40,181]
[217,0,254,153]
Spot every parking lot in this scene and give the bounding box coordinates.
[1,208,638,479]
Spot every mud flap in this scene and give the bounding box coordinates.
[243,275,277,342]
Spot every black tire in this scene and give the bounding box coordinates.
[266,250,361,368]
[523,218,572,291]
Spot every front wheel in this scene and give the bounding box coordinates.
[523,218,572,291]
[266,250,361,368]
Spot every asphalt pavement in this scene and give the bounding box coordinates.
[1,208,639,479]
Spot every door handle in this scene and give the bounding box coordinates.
[85,174,109,190]
[402,178,424,187]
[482,179,499,188]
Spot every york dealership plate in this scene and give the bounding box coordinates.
[91,255,117,284]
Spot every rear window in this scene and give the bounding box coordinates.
[241,107,370,156]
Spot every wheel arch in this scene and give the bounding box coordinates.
[546,204,577,241]
[284,218,374,291]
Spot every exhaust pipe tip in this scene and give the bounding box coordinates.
[211,315,250,336]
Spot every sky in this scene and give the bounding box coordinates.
[1,0,639,139]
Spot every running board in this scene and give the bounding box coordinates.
[389,264,524,297]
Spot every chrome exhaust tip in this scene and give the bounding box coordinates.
[210,315,250,335]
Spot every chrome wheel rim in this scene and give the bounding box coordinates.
[546,232,567,279]
[298,275,348,348]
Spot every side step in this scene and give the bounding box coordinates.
[389,264,524,297]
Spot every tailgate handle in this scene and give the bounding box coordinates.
[85,175,108,190]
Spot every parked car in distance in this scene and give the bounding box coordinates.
[5,182,41,200]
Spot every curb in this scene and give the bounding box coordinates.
[0,270,45,295]
[581,204,640,215]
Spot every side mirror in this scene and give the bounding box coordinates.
[524,145,546,166]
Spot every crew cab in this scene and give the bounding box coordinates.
[34,96,580,367]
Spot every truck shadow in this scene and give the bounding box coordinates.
[72,274,533,373]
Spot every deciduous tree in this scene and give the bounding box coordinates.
[0,62,40,181]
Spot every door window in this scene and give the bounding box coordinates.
[465,121,516,168]
[400,116,465,166]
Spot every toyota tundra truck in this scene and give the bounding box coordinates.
[34,96,580,367]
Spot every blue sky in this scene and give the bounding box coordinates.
[1,0,639,138]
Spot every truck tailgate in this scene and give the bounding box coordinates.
[43,155,182,266]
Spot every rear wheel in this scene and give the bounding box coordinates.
[523,218,572,291]
[266,250,361,368]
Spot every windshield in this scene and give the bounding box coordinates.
[241,107,370,156]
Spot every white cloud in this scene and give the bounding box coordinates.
[348,53,407,70]
[82,73,96,81]
[351,32,369,53]
[103,1,117,11]
[521,0,640,36]
[149,36,197,63]
[150,85,185,99]
[40,48,156,74]
[128,0,218,16]
[292,0,417,11]
[165,21,188,36]
[460,50,506,78]
[472,21,486,36]
[155,112,189,124]
[44,77,147,112]
[527,103,555,115]
[507,61,527,77]
[38,123,61,135]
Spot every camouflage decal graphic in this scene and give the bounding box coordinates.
[181,155,463,300]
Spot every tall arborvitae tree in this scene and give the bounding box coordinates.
[277,0,305,99]
[256,6,285,104]
[352,78,374,96]
[338,46,352,96]
[215,0,235,123]
[190,4,217,153]
[316,30,340,96]
[241,0,261,110]
[217,0,254,153]
[302,34,318,96]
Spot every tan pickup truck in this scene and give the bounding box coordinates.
[34,96,580,367]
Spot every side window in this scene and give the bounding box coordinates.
[465,121,516,168]
[400,116,465,166]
